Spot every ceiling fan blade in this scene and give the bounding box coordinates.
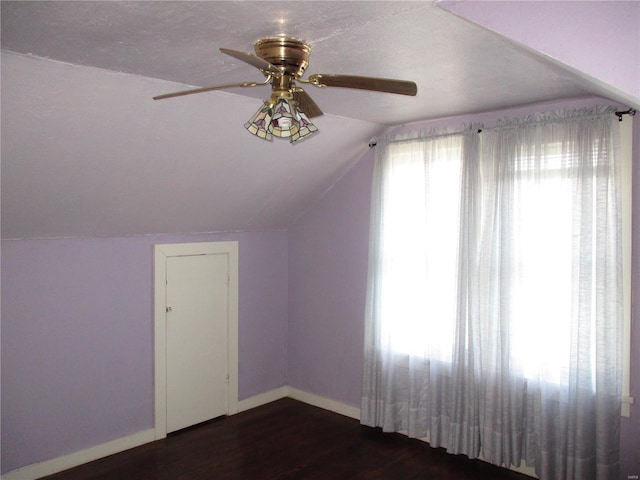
[293,89,323,118]
[153,80,264,100]
[220,48,281,75]
[308,74,417,96]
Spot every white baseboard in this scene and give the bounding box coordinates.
[286,386,361,420]
[238,386,288,412]
[1,428,155,480]
[238,385,362,421]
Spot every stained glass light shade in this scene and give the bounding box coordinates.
[244,102,273,140]
[268,98,300,139]
[244,96,319,143]
[291,108,319,143]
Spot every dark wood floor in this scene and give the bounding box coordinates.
[40,398,533,480]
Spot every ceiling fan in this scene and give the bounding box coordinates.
[153,37,418,143]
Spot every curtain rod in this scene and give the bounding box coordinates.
[369,109,637,147]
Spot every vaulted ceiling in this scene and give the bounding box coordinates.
[1,1,637,239]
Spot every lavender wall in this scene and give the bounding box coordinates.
[287,156,374,407]
[0,230,288,474]
[287,101,640,477]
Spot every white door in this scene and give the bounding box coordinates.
[165,253,229,433]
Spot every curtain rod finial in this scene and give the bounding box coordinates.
[615,108,636,121]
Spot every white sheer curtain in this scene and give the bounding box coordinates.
[361,107,623,480]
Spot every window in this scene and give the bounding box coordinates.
[379,139,462,361]
[362,107,631,478]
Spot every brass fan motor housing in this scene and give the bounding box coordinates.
[254,37,311,79]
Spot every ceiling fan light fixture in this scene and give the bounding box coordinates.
[245,95,318,143]
[156,36,417,145]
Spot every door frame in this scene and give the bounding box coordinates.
[153,241,239,440]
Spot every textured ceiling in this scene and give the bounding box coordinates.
[1,0,614,124]
[0,1,633,239]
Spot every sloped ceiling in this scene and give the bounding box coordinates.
[439,0,640,104]
[1,1,635,239]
